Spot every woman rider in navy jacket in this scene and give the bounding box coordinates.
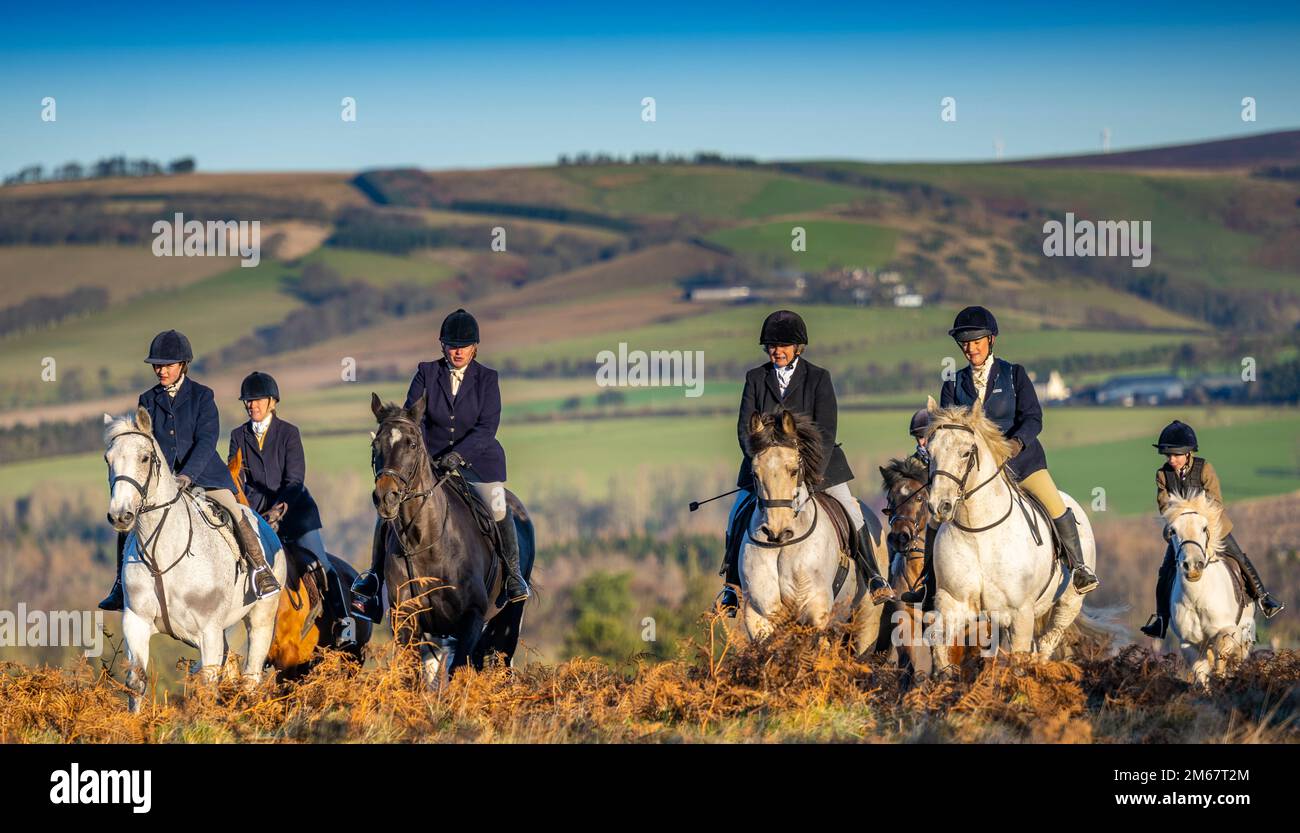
[351,309,528,616]
[99,330,280,610]
[228,371,356,648]
[901,306,1098,605]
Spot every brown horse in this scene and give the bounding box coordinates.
[228,449,372,677]
[880,454,989,684]
[880,456,932,684]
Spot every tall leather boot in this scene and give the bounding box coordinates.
[715,524,742,617]
[98,532,127,611]
[1222,533,1285,619]
[235,515,280,599]
[498,515,529,603]
[1053,508,1098,594]
[1141,544,1176,639]
[855,525,896,605]
[308,552,357,649]
[349,518,387,622]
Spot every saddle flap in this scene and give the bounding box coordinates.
[812,492,852,556]
[1014,484,1056,553]
[1221,554,1250,614]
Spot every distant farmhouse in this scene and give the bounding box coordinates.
[1093,374,1185,406]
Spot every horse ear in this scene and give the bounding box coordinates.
[926,395,938,413]
[748,411,764,435]
[780,410,796,437]
[103,413,113,425]
[408,393,426,425]
[135,405,151,433]
[370,392,383,421]
[879,465,889,480]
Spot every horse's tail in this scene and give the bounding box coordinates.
[1063,603,1130,657]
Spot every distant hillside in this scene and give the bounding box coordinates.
[1004,129,1300,170]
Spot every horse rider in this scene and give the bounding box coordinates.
[99,330,280,611]
[901,305,1098,604]
[351,308,528,617]
[908,407,931,467]
[228,371,357,648]
[1140,420,1284,638]
[716,309,895,616]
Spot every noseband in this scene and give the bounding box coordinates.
[928,422,1014,533]
[1172,511,1215,564]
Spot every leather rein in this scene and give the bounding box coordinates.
[928,422,1015,534]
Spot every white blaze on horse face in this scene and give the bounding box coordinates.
[106,434,150,524]
[1172,513,1211,581]
[925,430,967,523]
[753,445,800,542]
[389,427,402,446]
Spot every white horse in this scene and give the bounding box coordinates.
[103,409,286,712]
[738,409,890,656]
[923,400,1116,674]
[1164,492,1256,687]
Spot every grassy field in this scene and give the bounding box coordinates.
[706,218,900,271]
[554,165,873,219]
[297,246,456,287]
[489,302,1195,377]
[0,261,304,403]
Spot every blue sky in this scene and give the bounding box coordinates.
[2,2,1298,173]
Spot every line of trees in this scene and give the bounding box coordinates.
[3,155,196,187]
[0,286,108,337]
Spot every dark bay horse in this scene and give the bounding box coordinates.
[369,393,535,685]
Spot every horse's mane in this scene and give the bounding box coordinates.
[1162,491,1225,555]
[881,456,928,493]
[746,408,826,486]
[375,400,410,425]
[925,405,1017,469]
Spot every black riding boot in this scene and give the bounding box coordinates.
[1221,533,1285,619]
[715,509,746,617]
[1054,508,1098,594]
[855,525,896,604]
[98,532,127,611]
[236,516,280,599]
[350,518,387,622]
[498,515,529,603]
[308,552,357,649]
[1141,544,1176,639]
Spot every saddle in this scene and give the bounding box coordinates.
[724,491,864,601]
[283,540,328,639]
[1011,482,1062,559]
[190,489,244,562]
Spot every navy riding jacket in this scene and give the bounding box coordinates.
[735,357,853,492]
[228,415,322,543]
[939,357,1047,480]
[404,358,508,482]
[137,378,238,492]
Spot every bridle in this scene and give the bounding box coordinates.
[746,445,819,549]
[1171,511,1216,565]
[884,479,928,558]
[928,422,1014,533]
[372,416,454,560]
[107,430,196,576]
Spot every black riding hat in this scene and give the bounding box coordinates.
[909,408,931,438]
[948,306,999,342]
[1154,420,1198,454]
[759,310,808,346]
[144,330,194,365]
[440,308,479,348]
[239,371,280,402]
